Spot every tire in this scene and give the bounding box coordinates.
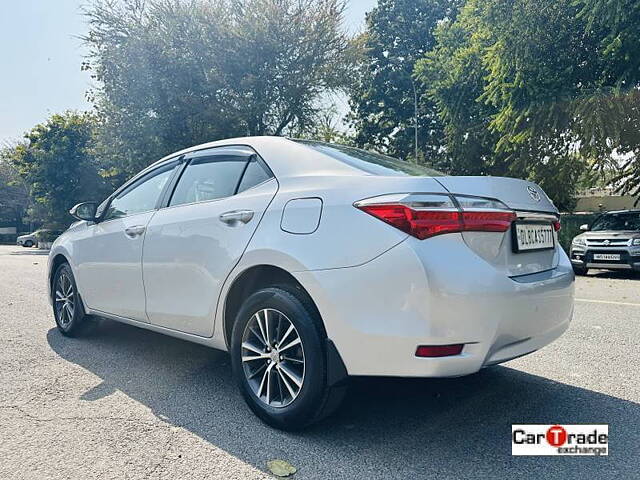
[23,240,33,248]
[52,263,87,336]
[573,265,588,276]
[230,287,346,430]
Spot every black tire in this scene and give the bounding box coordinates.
[23,240,33,248]
[52,263,87,336]
[573,265,588,276]
[230,287,346,430]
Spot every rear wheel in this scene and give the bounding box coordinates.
[230,287,345,430]
[52,263,87,336]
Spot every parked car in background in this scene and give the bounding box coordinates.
[570,209,640,275]
[16,231,39,247]
[47,136,574,430]
[17,229,65,249]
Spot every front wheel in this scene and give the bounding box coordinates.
[23,240,33,247]
[230,287,345,430]
[52,263,87,336]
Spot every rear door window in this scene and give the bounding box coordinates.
[170,149,249,207]
[237,156,273,193]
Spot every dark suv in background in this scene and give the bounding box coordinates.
[570,209,640,275]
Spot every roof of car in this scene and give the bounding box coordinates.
[148,136,362,179]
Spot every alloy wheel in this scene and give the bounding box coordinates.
[241,308,305,408]
[55,271,75,328]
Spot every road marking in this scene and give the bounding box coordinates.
[576,298,640,307]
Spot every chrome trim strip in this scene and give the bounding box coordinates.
[515,211,559,221]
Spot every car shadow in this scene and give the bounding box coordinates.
[47,319,637,479]
[587,269,639,280]
[8,249,50,256]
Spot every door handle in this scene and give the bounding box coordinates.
[219,210,254,226]
[124,225,146,238]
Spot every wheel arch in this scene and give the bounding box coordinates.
[49,253,71,299]
[222,264,324,350]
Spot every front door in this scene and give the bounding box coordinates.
[142,147,277,336]
[74,161,178,321]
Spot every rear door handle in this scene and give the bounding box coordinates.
[124,225,146,238]
[219,210,254,226]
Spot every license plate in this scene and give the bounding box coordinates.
[513,223,554,252]
[593,253,621,261]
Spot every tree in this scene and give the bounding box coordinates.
[416,0,640,210]
[84,0,354,177]
[0,150,30,232]
[348,0,462,163]
[576,0,640,198]
[7,112,110,228]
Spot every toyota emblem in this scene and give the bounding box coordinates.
[527,185,541,202]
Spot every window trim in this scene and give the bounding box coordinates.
[161,145,274,209]
[96,158,182,224]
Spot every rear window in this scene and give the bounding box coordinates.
[295,140,444,177]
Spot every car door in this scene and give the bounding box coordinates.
[142,146,277,337]
[74,160,180,321]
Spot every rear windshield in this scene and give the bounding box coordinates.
[591,212,640,231]
[295,140,444,177]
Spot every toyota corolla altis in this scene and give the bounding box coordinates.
[48,137,575,429]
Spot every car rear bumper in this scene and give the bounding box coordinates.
[295,235,574,377]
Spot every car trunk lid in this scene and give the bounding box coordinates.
[434,176,560,277]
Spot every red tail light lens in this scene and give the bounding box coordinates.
[356,194,517,240]
[553,220,561,232]
[416,344,464,357]
[357,205,462,240]
[461,211,517,232]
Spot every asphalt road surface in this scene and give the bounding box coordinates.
[1,244,638,479]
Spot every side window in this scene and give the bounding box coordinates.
[237,156,273,193]
[103,162,177,221]
[169,152,248,207]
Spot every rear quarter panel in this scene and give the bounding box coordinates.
[240,175,450,271]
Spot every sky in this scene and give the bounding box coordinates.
[0,0,376,144]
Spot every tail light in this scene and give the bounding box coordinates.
[355,193,518,240]
[553,220,561,232]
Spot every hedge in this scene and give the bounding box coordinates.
[558,213,599,253]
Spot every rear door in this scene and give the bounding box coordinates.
[435,176,560,277]
[142,146,277,337]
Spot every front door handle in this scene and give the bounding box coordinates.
[219,210,254,226]
[124,225,146,238]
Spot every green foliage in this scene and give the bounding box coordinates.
[415,0,640,210]
[558,213,599,253]
[6,112,110,228]
[0,153,29,229]
[348,0,462,163]
[85,0,354,177]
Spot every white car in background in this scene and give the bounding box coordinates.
[17,231,38,247]
[47,137,575,430]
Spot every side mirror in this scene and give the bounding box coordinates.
[70,202,98,222]
[579,224,589,231]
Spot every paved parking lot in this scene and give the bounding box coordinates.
[0,244,638,479]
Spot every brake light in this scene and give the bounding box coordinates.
[357,205,461,240]
[553,220,561,232]
[355,193,517,240]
